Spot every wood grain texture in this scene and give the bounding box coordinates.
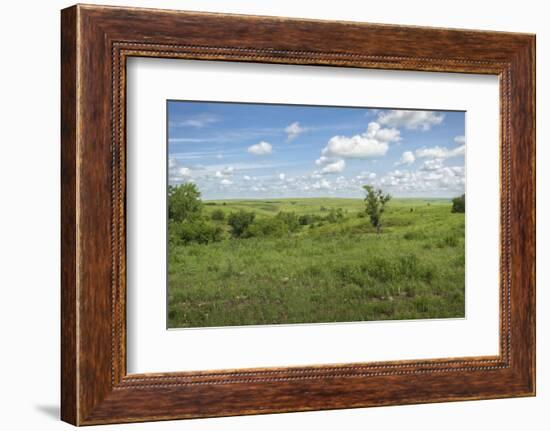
[60,4,536,425]
[60,5,78,425]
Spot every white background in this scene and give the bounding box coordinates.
[127,59,500,373]
[0,0,547,430]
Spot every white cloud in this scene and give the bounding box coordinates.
[454,135,466,144]
[243,175,251,181]
[320,159,345,174]
[377,110,444,131]
[220,179,233,186]
[321,122,400,159]
[179,167,192,177]
[168,158,193,183]
[285,122,306,141]
[356,171,377,181]
[214,166,234,178]
[315,156,336,166]
[396,150,415,166]
[419,158,444,171]
[174,113,220,128]
[279,173,286,181]
[375,161,465,196]
[415,145,465,160]
[312,179,331,190]
[247,141,273,155]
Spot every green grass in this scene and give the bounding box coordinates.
[168,198,465,328]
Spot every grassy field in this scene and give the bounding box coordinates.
[168,197,465,328]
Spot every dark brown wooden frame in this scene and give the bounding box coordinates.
[61,4,536,426]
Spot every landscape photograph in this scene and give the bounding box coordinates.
[167,101,466,329]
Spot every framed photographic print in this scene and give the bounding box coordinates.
[61,4,535,425]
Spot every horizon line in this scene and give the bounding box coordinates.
[201,196,456,202]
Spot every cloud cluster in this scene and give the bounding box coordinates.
[168,157,193,183]
[215,166,234,178]
[356,171,377,181]
[285,121,306,141]
[361,162,464,197]
[313,122,401,177]
[377,110,444,131]
[320,159,346,174]
[415,145,465,160]
[320,122,400,160]
[169,107,464,199]
[396,150,415,166]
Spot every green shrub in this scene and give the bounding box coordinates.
[275,211,300,232]
[227,210,256,237]
[298,214,317,225]
[169,219,223,245]
[210,209,225,221]
[451,194,465,213]
[325,208,344,223]
[246,217,288,238]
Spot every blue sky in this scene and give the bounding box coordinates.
[168,101,465,200]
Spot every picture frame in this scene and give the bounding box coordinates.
[61,4,535,425]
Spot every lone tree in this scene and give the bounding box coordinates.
[363,185,391,234]
[451,194,466,213]
[168,183,203,222]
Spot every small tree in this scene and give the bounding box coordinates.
[363,185,391,234]
[168,183,202,222]
[451,194,466,213]
[227,210,256,238]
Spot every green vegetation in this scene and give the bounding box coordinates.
[451,194,466,213]
[363,185,391,233]
[168,184,466,328]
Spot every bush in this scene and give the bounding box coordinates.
[169,220,223,245]
[451,194,465,213]
[227,210,256,237]
[299,214,320,225]
[210,209,225,221]
[275,211,300,232]
[246,217,288,238]
[325,208,344,223]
